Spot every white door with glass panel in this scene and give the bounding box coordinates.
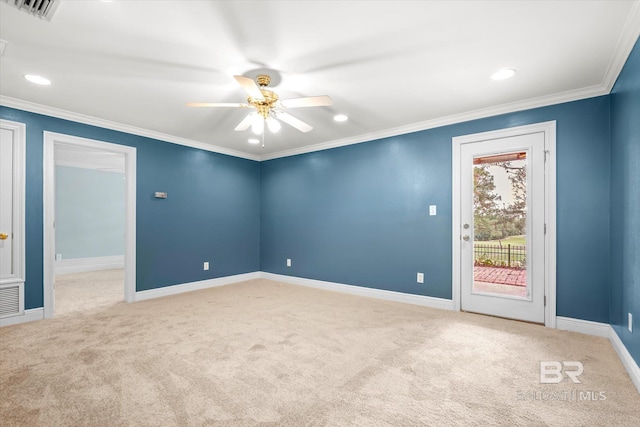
[459,131,545,323]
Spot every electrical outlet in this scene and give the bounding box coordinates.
[629,313,633,333]
[55,253,62,261]
[203,262,209,271]
[429,205,437,216]
[417,272,424,283]
[287,258,291,267]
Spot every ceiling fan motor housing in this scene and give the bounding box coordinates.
[249,75,279,119]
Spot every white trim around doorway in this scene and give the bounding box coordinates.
[451,121,556,327]
[43,132,137,318]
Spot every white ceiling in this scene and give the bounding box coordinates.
[1,1,639,161]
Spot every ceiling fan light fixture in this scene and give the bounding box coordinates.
[491,69,516,80]
[248,138,260,144]
[251,115,264,134]
[188,73,328,135]
[334,114,348,122]
[266,117,281,133]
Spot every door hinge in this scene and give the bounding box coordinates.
[544,295,547,306]
[544,150,549,162]
[544,223,547,234]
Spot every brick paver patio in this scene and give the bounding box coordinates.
[473,266,526,287]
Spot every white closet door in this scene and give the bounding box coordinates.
[0,128,14,279]
[0,120,25,320]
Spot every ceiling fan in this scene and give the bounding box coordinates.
[187,74,333,134]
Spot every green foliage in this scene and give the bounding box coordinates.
[473,161,526,241]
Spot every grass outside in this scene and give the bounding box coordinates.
[475,235,526,246]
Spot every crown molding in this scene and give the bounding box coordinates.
[260,84,608,161]
[0,83,611,164]
[0,96,262,162]
[602,0,640,93]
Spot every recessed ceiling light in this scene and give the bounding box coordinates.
[24,74,51,86]
[248,138,260,144]
[491,69,516,81]
[333,114,348,122]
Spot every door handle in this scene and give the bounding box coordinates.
[462,235,470,241]
[0,233,8,240]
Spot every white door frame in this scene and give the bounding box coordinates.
[452,121,556,327]
[43,132,137,318]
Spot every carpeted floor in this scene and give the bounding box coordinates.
[54,269,123,316]
[1,279,639,426]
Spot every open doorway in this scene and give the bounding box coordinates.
[43,133,137,318]
[53,144,125,315]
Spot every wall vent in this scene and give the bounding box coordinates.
[0,283,22,318]
[2,0,60,21]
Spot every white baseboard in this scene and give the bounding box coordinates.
[55,255,124,274]
[556,316,612,338]
[556,316,640,394]
[133,272,261,302]
[0,308,44,327]
[608,327,640,394]
[260,272,455,311]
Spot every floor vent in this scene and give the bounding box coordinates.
[2,0,60,21]
[0,284,21,318]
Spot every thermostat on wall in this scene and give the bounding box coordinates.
[154,192,167,199]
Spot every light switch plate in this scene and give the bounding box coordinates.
[429,205,437,216]
[287,258,291,267]
[629,313,633,333]
[203,262,209,271]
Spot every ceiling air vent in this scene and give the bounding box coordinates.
[2,0,60,21]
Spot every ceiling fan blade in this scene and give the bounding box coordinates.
[234,113,255,131]
[234,75,264,101]
[279,95,333,108]
[186,102,249,108]
[275,112,313,133]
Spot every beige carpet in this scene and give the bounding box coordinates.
[1,279,639,426]
[54,269,123,316]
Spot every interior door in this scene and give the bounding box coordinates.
[0,128,15,280]
[0,120,26,321]
[459,132,545,323]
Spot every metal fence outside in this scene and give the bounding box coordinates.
[474,243,526,269]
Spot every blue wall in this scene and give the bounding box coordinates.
[261,96,612,322]
[55,166,125,259]
[610,37,640,366]
[1,68,632,341]
[0,107,261,309]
